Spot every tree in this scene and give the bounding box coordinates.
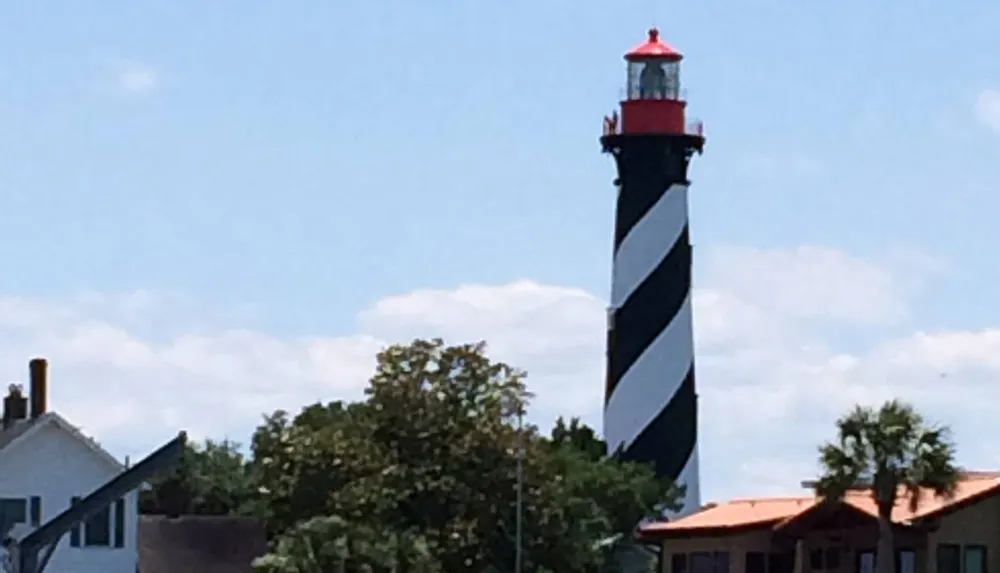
[249,401,389,537]
[549,416,606,462]
[141,438,258,516]
[814,400,960,573]
[253,516,442,573]
[251,338,679,573]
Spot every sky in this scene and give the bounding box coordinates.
[1,1,1000,504]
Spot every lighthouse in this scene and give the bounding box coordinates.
[600,28,704,516]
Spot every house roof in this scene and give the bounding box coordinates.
[0,412,124,472]
[642,472,1000,538]
[138,515,268,573]
[0,416,44,451]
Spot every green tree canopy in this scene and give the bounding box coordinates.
[814,400,960,573]
[549,416,606,462]
[141,438,257,516]
[251,338,679,573]
[253,516,443,573]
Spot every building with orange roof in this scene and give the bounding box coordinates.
[638,472,1000,573]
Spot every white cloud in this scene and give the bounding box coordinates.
[0,244,996,504]
[113,62,158,94]
[359,280,606,416]
[975,89,1000,133]
[700,245,908,326]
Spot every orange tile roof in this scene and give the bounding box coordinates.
[643,472,1000,536]
[840,472,1000,522]
[643,497,817,533]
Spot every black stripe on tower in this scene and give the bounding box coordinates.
[609,134,696,252]
[624,366,697,480]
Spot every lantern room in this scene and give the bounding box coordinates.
[617,28,689,136]
[626,28,682,100]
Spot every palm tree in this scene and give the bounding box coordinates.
[814,400,960,573]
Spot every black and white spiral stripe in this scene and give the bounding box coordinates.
[603,143,699,516]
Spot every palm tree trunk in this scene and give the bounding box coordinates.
[875,514,895,573]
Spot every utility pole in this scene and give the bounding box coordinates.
[515,406,524,573]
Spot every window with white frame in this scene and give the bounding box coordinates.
[0,497,42,530]
[68,497,126,549]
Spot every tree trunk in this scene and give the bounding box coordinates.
[875,513,895,573]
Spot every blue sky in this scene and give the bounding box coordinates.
[1,2,999,498]
[2,1,996,332]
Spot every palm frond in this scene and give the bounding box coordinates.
[815,400,960,515]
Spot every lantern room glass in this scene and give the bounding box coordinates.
[626,59,680,101]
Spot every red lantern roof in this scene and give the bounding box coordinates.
[625,28,683,61]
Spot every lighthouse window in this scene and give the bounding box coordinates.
[639,61,668,99]
[664,63,680,98]
[627,60,681,101]
[627,61,644,99]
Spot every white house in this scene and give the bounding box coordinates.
[0,359,138,573]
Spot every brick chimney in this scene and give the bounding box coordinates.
[2,385,27,429]
[29,358,47,419]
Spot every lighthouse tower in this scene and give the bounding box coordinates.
[600,28,704,516]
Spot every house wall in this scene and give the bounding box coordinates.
[661,530,773,573]
[0,421,137,573]
[660,525,928,573]
[926,494,1000,573]
[800,526,927,573]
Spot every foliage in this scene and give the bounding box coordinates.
[593,536,659,573]
[141,438,258,516]
[248,401,383,536]
[140,339,679,571]
[252,516,442,573]
[248,339,679,573]
[814,399,960,573]
[549,416,606,462]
